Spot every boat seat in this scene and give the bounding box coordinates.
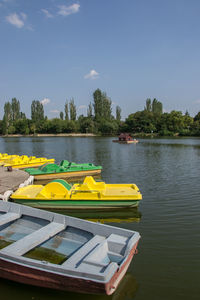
[74,237,123,274]
[0,221,66,256]
[0,212,21,226]
[62,235,105,268]
[50,179,72,191]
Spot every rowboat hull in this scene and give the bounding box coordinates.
[0,200,140,295]
[12,199,140,209]
[0,241,138,295]
[33,169,102,181]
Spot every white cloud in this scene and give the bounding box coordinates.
[50,110,59,113]
[84,69,99,80]
[41,9,53,18]
[41,98,50,105]
[6,13,26,28]
[58,3,80,16]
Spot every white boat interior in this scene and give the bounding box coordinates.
[0,201,140,283]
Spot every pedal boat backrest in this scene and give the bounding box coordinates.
[37,179,72,199]
[82,176,106,190]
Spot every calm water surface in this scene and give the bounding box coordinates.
[0,137,199,300]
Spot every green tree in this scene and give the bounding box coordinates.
[93,89,103,121]
[78,115,94,133]
[102,92,112,120]
[60,111,64,120]
[31,100,44,123]
[65,100,69,121]
[87,102,93,118]
[14,119,29,135]
[20,112,26,119]
[93,89,112,121]
[3,102,12,134]
[11,98,20,121]
[145,98,152,112]
[152,98,163,114]
[116,105,121,122]
[48,118,63,133]
[194,111,200,122]
[125,111,156,133]
[69,98,76,121]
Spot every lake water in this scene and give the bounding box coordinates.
[0,137,199,300]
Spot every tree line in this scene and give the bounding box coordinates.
[0,91,200,136]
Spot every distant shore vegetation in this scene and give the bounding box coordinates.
[0,89,200,137]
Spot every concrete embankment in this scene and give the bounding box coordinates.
[0,167,29,196]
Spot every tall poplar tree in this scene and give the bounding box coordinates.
[69,98,76,121]
[60,111,64,120]
[64,100,69,121]
[152,98,163,114]
[145,98,152,112]
[3,102,12,134]
[116,105,121,121]
[11,98,20,121]
[31,100,44,123]
[93,89,103,120]
[87,102,93,118]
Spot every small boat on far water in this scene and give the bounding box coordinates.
[25,160,102,181]
[113,133,138,144]
[0,200,141,295]
[10,176,142,209]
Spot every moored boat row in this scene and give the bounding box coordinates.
[0,149,142,295]
[0,153,55,169]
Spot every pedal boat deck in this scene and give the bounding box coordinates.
[25,160,102,180]
[10,176,142,209]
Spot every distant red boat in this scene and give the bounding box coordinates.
[113,133,139,144]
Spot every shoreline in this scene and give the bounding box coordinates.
[0,133,98,138]
[0,133,199,138]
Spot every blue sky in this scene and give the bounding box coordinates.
[0,0,200,119]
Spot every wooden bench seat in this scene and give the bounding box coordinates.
[0,212,21,226]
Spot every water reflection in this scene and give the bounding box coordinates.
[48,208,142,224]
[0,273,138,300]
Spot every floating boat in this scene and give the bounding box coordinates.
[3,155,55,169]
[112,133,138,144]
[10,176,142,209]
[0,154,19,164]
[0,200,141,295]
[25,160,102,181]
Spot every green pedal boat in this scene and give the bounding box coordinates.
[25,160,102,181]
[10,176,142,209]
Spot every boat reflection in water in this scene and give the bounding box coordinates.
[41,176,142,223]
[1,273,138,300]
[48,207,142,224]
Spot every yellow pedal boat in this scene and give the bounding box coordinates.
[3,155,55,169]
[0,153,19,164]
[10,176,142,209]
